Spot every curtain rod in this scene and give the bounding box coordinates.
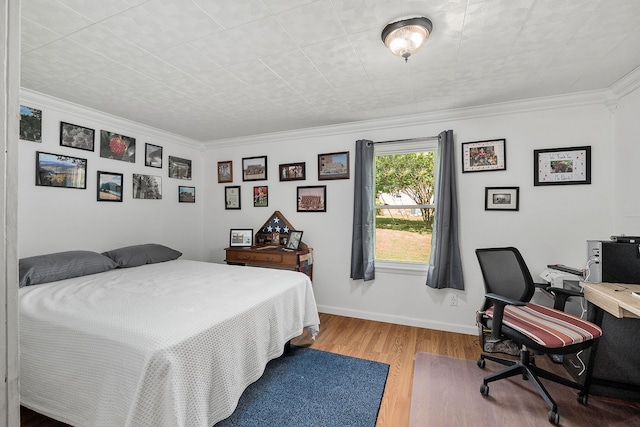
[368,135,439,145]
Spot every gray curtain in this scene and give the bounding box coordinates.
[426,130,464,289]
[350,139,375,281]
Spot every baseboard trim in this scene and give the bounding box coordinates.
[316,305,477,336]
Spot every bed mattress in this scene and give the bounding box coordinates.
[19,259,319,426]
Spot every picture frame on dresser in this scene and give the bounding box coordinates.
[229,229,253,247]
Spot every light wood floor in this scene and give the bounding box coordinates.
[20,312,479,427]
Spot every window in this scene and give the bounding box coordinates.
[374,141,437,266]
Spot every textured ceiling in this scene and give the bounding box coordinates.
[20,0,640,143]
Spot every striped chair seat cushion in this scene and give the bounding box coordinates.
[485,303,602,349]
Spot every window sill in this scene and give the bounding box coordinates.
[375,260,428,276]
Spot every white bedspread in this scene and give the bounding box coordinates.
[19,260,320,427]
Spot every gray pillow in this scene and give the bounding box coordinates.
[102,243,182,268]
[19,250,118,288]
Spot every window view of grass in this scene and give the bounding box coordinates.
[376,217,432,262]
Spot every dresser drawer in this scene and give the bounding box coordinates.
[233,251,283,264]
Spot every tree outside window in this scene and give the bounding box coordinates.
[374,150,436,263]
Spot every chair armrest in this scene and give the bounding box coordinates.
[485,293,527,307]
[534,282,550,290]
[484,293,526,340]
[545,286,583,311]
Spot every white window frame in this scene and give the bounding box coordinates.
[374,140,438,275]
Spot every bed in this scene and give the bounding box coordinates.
[18,245,319,427]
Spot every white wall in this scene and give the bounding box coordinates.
[203,95,615,335]
[16,89,622,336]
[613,85,640,232]
[18,90,206,261]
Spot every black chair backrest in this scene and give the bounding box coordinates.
[476,247,535,309]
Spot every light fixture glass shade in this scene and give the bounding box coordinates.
[382,17,432,62]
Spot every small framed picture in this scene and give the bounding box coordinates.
[218,160,233,183]
[100,130,136,163]
[132,174,162,199]
[253,186,268,207]
[485,187,519,211]
[168,155,192,180]
[279,162,306,181]
[225,186,241,209]
[20,105,42,143]
[145,143,163,168]
[97,171,123,202]
[243,156,267,181]
[533,146,591,186]
[60,122,95,151]
[462,139,506,173]
[179,186,195,203]
[229,229,253,247]
[35,151,87,189]
[318,151,349,180]
[297,185,326,212]
[286,230,304,250]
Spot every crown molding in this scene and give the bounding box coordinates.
[609,65,640,98]
[206,90,614,149]
[19,88,205,151]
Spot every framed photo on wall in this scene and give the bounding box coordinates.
[179,186,195,203]
[97,171,123,202]
[253,186,268,207]
[100,130,136,163]
[225,186,241,209]
[533,146,591,186]
[279,162,305,181]
[297,185,326,212]
[168,156,192,180]
[218,160,233,183]
[132,174,162,199]
[60,122,95,151]
[242,156,267,181]
[35,151,87,189]
[20,105,42,143]
[145,143,163,168]
[485,187,519,211]
[318,151,349,180]
[462,139,506,173]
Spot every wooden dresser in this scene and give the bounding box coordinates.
[224,245,313,280]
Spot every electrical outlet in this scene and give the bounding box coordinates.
[449,294,458,306]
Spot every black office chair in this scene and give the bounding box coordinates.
[475,247,602,425]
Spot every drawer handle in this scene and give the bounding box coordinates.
[241,255,250,260]
[266,256,273,261]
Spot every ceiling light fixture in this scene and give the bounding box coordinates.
[381,17,433,62]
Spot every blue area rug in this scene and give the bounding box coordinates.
[215,346,389,427]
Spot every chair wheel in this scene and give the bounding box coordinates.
[477,359,486,369]
[577,392,588,405]
[480,384,489,396]
[548,410,559,425]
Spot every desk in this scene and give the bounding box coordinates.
[580,282,640,319]
[224,246,313,280]
[579,281,640,401]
